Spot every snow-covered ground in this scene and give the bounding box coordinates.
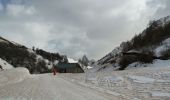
[0,68,119,100]
[61,60,170,100]
[0,58,13,69]
[1,59,170,100]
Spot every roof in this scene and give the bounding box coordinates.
[56,62,80,69]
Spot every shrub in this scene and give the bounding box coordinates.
[118,55,137,70]
[160,47,170,60]
[118,51,154,70]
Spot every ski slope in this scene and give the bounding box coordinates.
[0,68,120,100]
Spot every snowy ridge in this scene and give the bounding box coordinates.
[98,15,170,70]
[157,15,170,27]
[98,46,122,65]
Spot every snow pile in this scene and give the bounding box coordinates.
[0,58,13,69]
[0,67,31,86]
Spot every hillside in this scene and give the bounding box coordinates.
[0,36,64,74]
[98,15,170,70]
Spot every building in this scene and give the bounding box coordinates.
[55,62,84,73]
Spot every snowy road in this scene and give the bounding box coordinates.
[0,73,120,100]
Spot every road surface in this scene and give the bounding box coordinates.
[0,74,121,100]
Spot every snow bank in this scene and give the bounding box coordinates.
[0,58,13,69]
[0,67,31,86]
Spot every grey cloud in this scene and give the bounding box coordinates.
[147,0,170,19]
[0,0,170,59]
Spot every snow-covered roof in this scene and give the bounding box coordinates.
[67,58,78,63]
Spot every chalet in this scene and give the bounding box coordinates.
[55,62,84,73]
[54,58,84,73]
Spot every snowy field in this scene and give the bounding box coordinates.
[0,59,170,100]
[61,60,170,100]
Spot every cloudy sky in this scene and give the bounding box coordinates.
[0,0,169,59]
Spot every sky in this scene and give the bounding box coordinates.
[0,0,170,60]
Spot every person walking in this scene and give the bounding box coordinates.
[52,67,57,75]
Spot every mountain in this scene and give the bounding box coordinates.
[98,15,170,70]
[78,55,89,66]
[0,36,64,74]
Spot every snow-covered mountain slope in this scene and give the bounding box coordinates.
[97,15,170,70]
[98,46,122,65]
[0,36,64,74]
[0,58,13,69]
[154,15,170,27]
